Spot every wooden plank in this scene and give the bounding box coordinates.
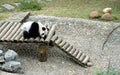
[87,62,93,66]
[5,23,21,41]
[0,21,5,27]
[14,31,22,41]
[47,25,52,30]
[34,37,40,42]
[10,23,22,41]
[55,38,62,45]
[1,22,17,41]
[0,22,9,33]
[82,56,90,64]
[65,45,73,52]
[79,53,85,62]
[45,25,56,43]
[62,43,70,50]
[19,36,24,42]
[59,41,66,47]
[76,51,82,59]
[0,22,13,39]
[51,35,58,42]
[69,48,76,54]
[38,43,48,62]
[72,50,79,57]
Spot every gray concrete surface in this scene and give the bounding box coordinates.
[0,15,120,75]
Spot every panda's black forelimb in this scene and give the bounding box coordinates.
[23,31,30,39]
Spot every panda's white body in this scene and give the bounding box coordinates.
[21,21,48,40]
[21,21,33,32]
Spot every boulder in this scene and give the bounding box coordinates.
[14,3,20,7]
[89,11,99,18]
[4,49,19,62]
[0,50,3,56]
[101,13,113,21]
[103,7,112,13]
[1,61,24,73]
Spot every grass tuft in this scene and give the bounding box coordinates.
[18,0,42,10]
[94,67,120,75]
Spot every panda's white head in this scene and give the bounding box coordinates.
[38,22,49,39]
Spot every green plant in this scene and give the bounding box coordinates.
[19,0,42,10]
[94,67,120,75]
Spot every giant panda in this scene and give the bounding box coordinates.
[21,21,49,40]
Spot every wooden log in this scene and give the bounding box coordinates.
[0,22,13,39]
[72,50,79,57]
[79,53,85,62]
[14,31,23,41]
[82,56,90,64]
[0,22,9,33]
[59,41,66,47]
[34,37,40,42]
[76,51,82,59]
[55,38,62,45]
[45,25,56,43]
[51,35,58,42]
[65,45,73,52]
[29,38,34,42]
[10,23,22,41]
[1,22,17,41]
[69,48,76,54]
[0,21,5,27]
[24,39,28,42]
[38,43,48,62]
[19,37,24,42]
[47,25,52,30]
[62,43,70,50]
[87,62,93,67]
[5,23,21,41]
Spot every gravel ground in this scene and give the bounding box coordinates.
[0,15,120,75]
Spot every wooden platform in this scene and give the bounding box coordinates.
[0,21,92,67]
[0,21,55,43]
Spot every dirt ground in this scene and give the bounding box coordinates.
[0,15,120,75]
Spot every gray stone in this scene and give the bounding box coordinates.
[1,61,24,73]
[4,49,19,62]
[2,4,15,10]
[14,3,20,7]
[0,50,3,56]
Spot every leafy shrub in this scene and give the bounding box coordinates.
[94,67,120,75]
[19,0,42,10]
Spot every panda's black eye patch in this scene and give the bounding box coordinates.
[42,27,46,31]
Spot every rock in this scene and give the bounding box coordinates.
[0,50,3,56]
[2,4,15,10]
[101,13,113,21]
[1,61,24,74]
[103,7,112,13]
[0,56,5,63]
[89,11,99,18]
[14,3,20,7]
[4,49,19,62]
